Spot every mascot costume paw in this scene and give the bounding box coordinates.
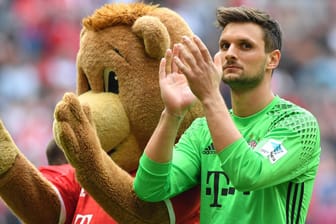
[0,2,203,224]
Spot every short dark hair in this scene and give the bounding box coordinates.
[46,139,68,165]
[216,6,282,52]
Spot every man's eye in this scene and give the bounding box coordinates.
[241,43,252,49]
[221,43,230,50]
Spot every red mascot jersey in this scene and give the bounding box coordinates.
[40,164,200,224]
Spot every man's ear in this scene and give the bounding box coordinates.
[267,49,281,70]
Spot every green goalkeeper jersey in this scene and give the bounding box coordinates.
[134,96,321,224]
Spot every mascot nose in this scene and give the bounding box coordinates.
[78,92,130,152]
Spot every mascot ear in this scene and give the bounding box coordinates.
[132,15,170,59]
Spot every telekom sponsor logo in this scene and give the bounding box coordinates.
[74,214,93,224]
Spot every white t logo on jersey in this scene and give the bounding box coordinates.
[74,214,93,224]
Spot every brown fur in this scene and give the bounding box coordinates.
[83,3,159,31]
[0,2,202,223]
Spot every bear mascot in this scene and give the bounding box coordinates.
[0,2,204,224]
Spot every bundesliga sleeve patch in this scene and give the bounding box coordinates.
[257,139,287,164]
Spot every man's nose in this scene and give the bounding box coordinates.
[225,45,238,60]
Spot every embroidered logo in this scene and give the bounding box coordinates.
[248,140,258,149]
[202,144,216,155]
[258,139,287,164]
[80,188,86,197]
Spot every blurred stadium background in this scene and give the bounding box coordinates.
[0,0,335,223]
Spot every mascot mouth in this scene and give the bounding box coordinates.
[104,134,140,161]
[106,138,127,157]
[107,148,117,156]
[106,136,127,156]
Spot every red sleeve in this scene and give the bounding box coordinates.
[171,185,200,224]
[39,164,81,223]
[130,170,200,224]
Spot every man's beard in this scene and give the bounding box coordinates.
[223,72,264,91]
[223,64,266,91]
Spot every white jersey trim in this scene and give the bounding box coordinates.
[164,199,176,224]
[51,184,67,224]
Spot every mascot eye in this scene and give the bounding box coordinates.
[104,68,119,94]
[113,47,123,57]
